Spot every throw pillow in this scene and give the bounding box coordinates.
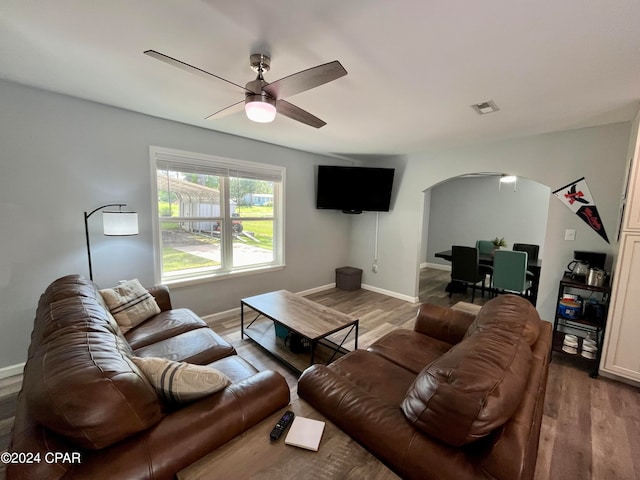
[100,279,161,334]
[131,357,231,404]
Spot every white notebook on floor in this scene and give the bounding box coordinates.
[284,416,325,451]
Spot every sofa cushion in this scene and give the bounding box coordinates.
[24,323,163,450]
[132,357,231,404]
[464,294,541,346]
[35,295,124,343]
[125,308,208,350]
[29,276,127,354]
[329,349,417,406]
[133,328,236,364]
[413,303,477,345]
[40,274,101,303]
[206,355,260,383]
[100,279,161,334]
[402,328,532,447]
[367,329,453,374]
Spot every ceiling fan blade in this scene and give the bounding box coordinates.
[262,60,347,99]
[276,100,326,128]
[205,100,245,120]
[144,50,250,93]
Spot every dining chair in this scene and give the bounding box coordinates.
[512,243,539,280]
[475,240,495,255]
[450,246,487,303]
[492,250,532,299]
[474,240,495,285]
[512,243,539,260]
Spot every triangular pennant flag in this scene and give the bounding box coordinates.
[553,177,609,244]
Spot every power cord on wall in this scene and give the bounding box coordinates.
[372,212,379,273]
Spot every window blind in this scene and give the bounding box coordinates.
[154,150,284,183]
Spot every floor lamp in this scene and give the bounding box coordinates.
[84,203,139,281]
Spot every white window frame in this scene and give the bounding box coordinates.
[149,146,285,286]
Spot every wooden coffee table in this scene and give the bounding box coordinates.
[241,290,359,374]
[177,398,400,479]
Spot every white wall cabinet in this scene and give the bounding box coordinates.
[623,115,640,231]
[600,233,640,382]
[601,109,640,384]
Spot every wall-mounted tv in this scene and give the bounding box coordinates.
[316,165,395,214]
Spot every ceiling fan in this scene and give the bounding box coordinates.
[143,50,347,128]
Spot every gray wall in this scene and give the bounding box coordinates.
[348,122,631,323]
[419,189,432,264]
[0,80,351,370]
[426,176,550,266]
[0,77,634,370]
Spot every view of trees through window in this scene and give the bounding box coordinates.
[157,169,276,280]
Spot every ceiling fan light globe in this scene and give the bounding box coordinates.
[499,175,518,184]
[245,95,276,123]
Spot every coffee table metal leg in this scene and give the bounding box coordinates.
[354,320,359,350]
[241,302,245,339]
[310,340,316,366]
[325,322,358,365]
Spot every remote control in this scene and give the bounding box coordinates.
[270,410,295,441]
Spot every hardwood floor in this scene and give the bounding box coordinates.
[1,268,638,480]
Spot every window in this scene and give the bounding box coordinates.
[150,146,285,284]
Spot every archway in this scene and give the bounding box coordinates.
[417,173,551,302]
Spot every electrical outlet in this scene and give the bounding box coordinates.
[372,263,378,273]
[564,229,576,241]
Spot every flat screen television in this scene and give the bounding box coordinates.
[316,165,395,214]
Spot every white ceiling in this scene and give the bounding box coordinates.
[2,1,639,158]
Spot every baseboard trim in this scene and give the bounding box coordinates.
[296,283,336,296]
[202,283,337,324]
[425,262,451,271]
[599,369,640,388]
[362,284,419,303]
[0,362,25,380]
[202,307,241,324]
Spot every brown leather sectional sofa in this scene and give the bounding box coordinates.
[8,274,290,480]
[298,295,552,480]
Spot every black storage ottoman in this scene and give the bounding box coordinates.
[335,266,363,291]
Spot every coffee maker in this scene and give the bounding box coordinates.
[567,259,589,281]
[567,250,607,283]
[573,250,606,269]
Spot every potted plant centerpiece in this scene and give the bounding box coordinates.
[492,237,507,250]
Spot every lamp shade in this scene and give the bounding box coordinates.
[245,94,276,123]
[102,211,138,236]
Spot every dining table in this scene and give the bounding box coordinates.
[434,249,543,305]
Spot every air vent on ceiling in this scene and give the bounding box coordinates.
[471,100,499,115]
